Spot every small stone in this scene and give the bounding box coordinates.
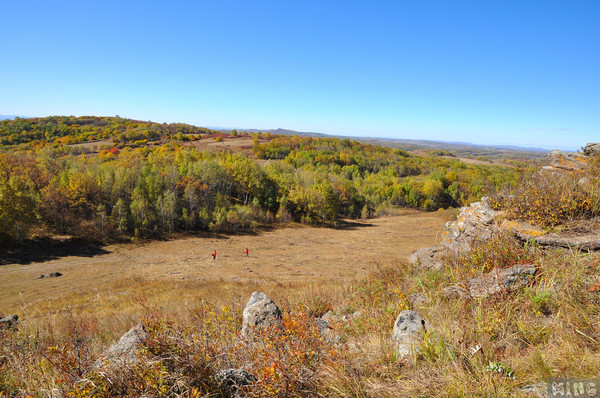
[315,317,341,344]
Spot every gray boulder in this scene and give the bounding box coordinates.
[215,369,256,397]
[96,324,148,368]
[240,292,282,337]
[0,314,19,330]
[391,310,426,359]
[408,246,449,270]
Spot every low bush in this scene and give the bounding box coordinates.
[492,171,600,227]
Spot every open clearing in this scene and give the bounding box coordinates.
[1,210,450,319]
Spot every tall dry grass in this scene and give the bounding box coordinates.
[3,238,599,396]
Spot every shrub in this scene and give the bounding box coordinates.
[447,231,538,277]
[492,171,600,227]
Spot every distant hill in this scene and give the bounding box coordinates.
[0,115,26,121]
[1,115,549,160]
[256,128,550,160]
[261,128,549,153]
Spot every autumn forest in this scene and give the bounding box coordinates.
[0,116,526,244]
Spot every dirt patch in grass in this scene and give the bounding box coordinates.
[0,210,450,317]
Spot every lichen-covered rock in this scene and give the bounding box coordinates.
[391,310,426,359]
[545,149,588,172]
[96,324,148,368]
[466,264,536,298]
[534,232,600,251]
[215,368,256,397]
[408,245,449,270]
[240,292,282,337]
[500,219,546,241]
[441,198,500,253]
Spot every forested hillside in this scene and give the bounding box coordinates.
[0,116,219,147]
[0,116,527,243]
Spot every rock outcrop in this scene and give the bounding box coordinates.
[391,310,426,359]
[544,149,589,172]
[441,198,500,253]
[240,292,282,338]
[410,198,502,269]
[96,324,148,368]
[0,314,19,330]
[582,143,600,157]
[444,264,537,299]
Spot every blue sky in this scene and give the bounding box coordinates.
[1,1,598,150]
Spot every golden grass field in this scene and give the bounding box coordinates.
[1,210,450,323]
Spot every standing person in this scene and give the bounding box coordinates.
[212,250,216,260]
[245,248,249,257]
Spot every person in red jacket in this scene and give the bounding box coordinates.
[212,250,217,260]
[245,248,249,257]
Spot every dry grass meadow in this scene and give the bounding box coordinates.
[1,210,450,324]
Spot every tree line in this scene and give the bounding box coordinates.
[0,118,524,244]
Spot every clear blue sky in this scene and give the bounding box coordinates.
[1,1,598,150]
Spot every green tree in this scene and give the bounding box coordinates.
[112,198,128,235]
[0,176,38,242]
[130,187,151,237]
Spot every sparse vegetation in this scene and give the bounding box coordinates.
[492,170,600,227]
